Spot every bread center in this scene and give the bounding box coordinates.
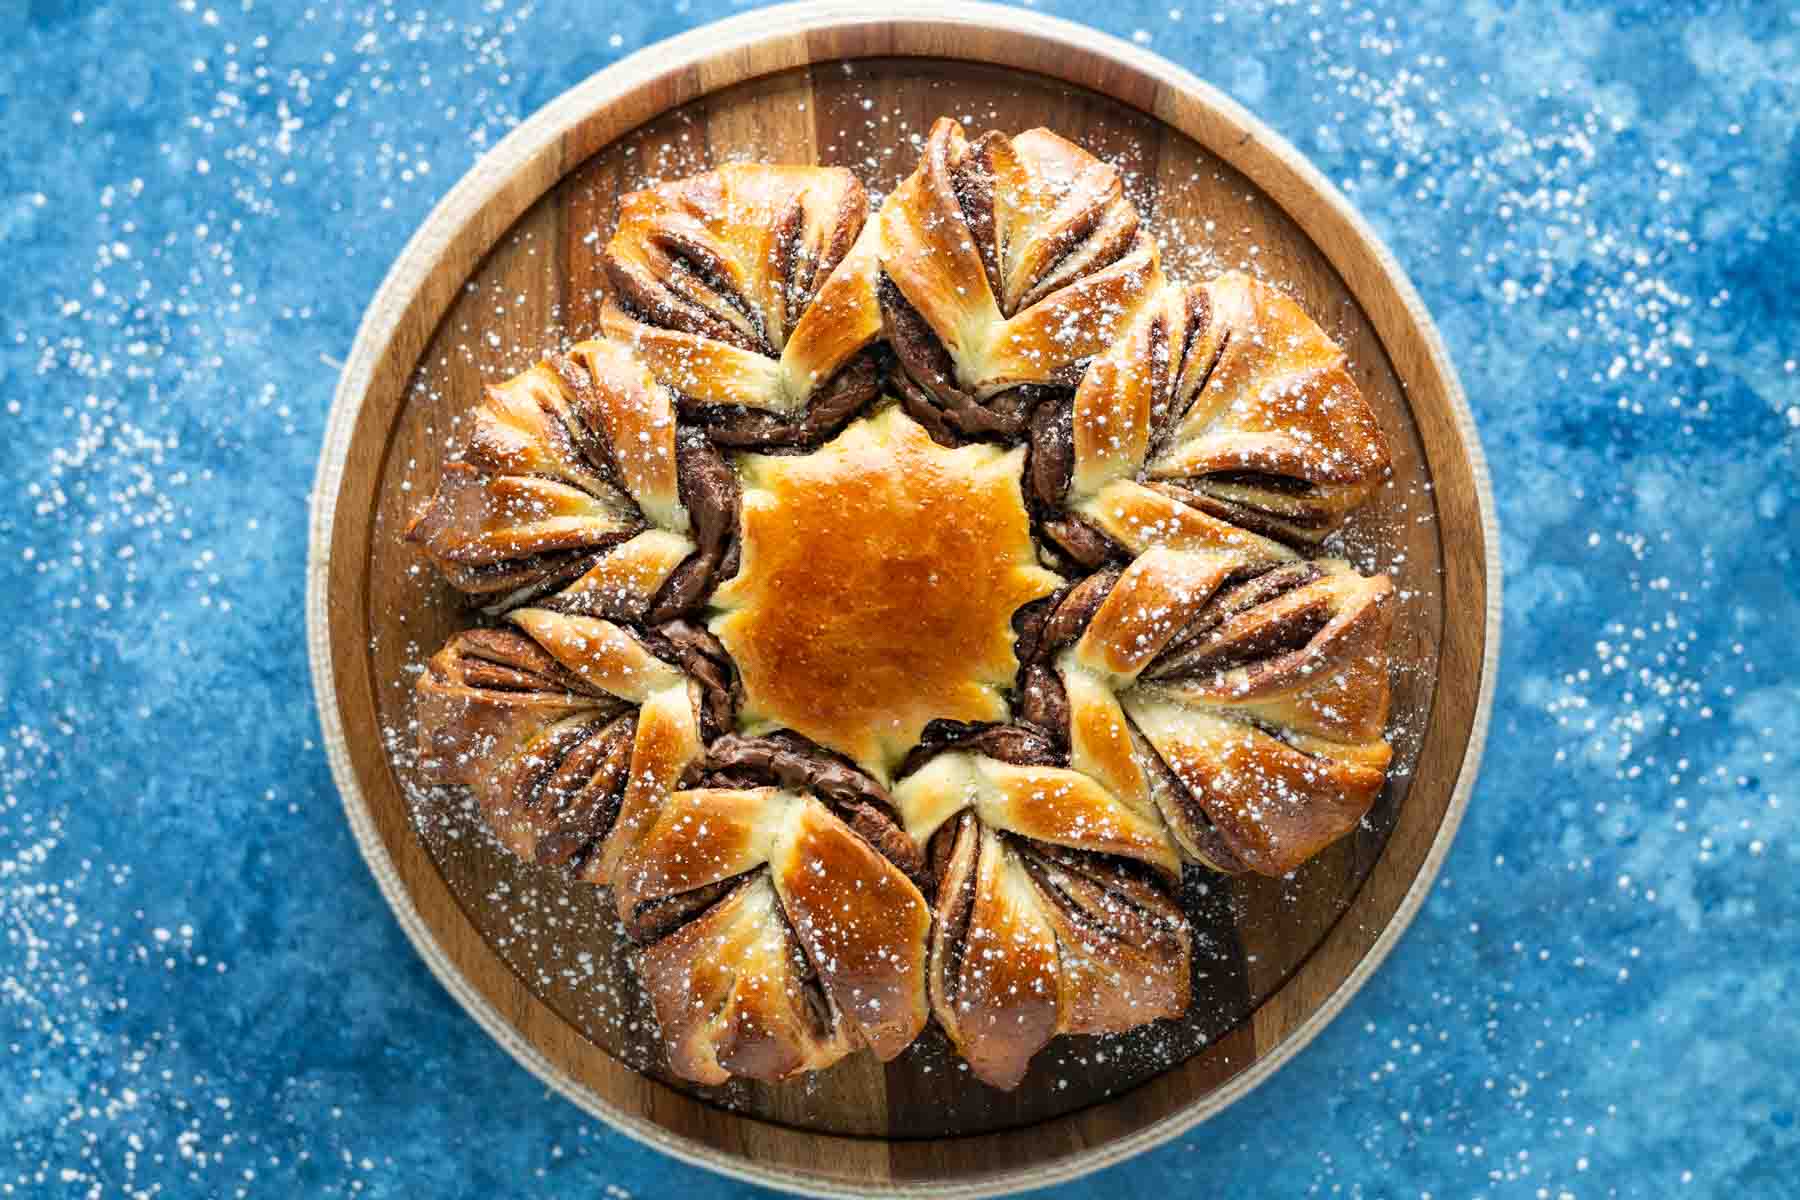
[709,404,1060,781]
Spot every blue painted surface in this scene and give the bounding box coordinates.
[2,1,1796,1195]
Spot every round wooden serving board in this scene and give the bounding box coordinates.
[306,4,1499,1195]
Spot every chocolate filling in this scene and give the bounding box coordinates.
[1025,393,1074,507]
[645,429,741,622]
[433,627,600,699]
[532,714,637,872]
[1014,662,1071,742]
[609,230,772,355]
[927,812,982,1010]
[1009,569,1121,744]
[698,349,882,450]
[544,354,632,491]
[1140,292,1222,465]
[1127,716,1249,875]
[1023,396,1124,569]
[1149,479,1335,545]
[952,137,1005,306]
[699,731,889,808]
[417,629,646,877]
[1017,838,1185,949]
[603,171,875,455]
[408,487,633,602]
[1144,562,1328,680]
[695,732,926,889]
[638,619,740,741]
[897,720,1062,778]
[622,871,749,944]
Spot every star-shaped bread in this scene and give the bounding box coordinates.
[709,404,1061,781]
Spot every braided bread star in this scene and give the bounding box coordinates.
[600,164,883,448]
[405,120,1409,1095]
[878,117,1163,442]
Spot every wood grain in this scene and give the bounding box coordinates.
[307,5,1497,1195]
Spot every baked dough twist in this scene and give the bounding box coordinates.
[892,726,1188,1090]
[600,164,884,448]
[879,117,1163,442]
[622,782,931,1084]
[1030,273,1390,565]
[406,339,737,620]
[1016,544,1395,876]
[413,609,717,886]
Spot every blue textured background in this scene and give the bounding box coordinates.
[3,1,1796,1196]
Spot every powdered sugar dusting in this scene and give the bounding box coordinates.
[4,0,1794,1193]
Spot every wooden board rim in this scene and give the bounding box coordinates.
[304,4,1502,1195]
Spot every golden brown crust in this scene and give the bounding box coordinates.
[560,341,688,527]
[634,874,855,1085]
[1026,841,1190,1036]
[1072,477,1302,562]
[585,671,707,886]
[896,728,1187,1087]
[893,749,1179,878]
[404,459,641,595]
[414,628,635,874]
[410,610,707,887]
[535,529,696,623]
[709,406,1060,781]
[1061,664,1157,823]
[925,812,1189,1090]
[1125,700,1388,875]
[509,608,688,703]
[1075,553,1396,876]
[926,814,1058,1090]
[1010,542,1397,877]
[1072,547,1245,680]
[772,798,932,1060]
[1138,569,1395,745]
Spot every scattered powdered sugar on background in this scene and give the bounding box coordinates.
[1,1,1794,1196]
